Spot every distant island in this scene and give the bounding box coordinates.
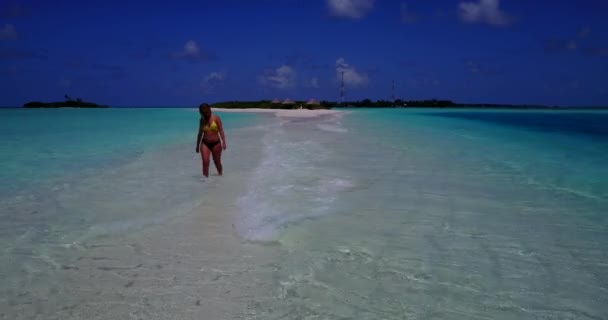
[212,99,607,110]
[17,97,605,110]
[23,95,108,108]
[213,99,325,110]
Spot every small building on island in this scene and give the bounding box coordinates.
[305,98,321,109]
[306,98,320,106]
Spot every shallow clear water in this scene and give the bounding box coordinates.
[240,109,608,319]
[0,108,262,317]
[1,108,607,319]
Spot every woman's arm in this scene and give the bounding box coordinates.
[217,116,227,150]
[195,119,203,153]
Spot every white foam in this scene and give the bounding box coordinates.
[233,128,353,242]
[321,177,356,191]
[317,123,348,133]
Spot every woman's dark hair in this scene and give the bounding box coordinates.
[199,103,211,120]
[199,103,210,114]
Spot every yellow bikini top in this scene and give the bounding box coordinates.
[203,120,218,132]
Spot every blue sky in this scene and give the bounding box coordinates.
[1,0,607,107]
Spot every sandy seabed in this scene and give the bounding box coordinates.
[3,108,343,320]
[4,177,279,320]
[212,108,342,119]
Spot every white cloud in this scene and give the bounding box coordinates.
[258,65,296,89]
[172,40,215,61]
[0,24,17,40]
[204,72,224,82]
[174,40,200,58]
[308,77,320,88]
[458,0,511,27]
[327,0,375,19]
[336,57,368,87]
[400,3,417,24]
[201,72,225,93]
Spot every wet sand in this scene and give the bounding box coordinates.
[212,108,342,119]
[2,124,282,320]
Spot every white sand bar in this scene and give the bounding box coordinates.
[212,108,342,118]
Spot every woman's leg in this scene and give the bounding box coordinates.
[211,143,223,175]
[201,144,211,177]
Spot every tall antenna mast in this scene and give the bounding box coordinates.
[340,71,345,104]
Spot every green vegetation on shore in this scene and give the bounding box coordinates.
[23,95,108,108]
[212,99,598,110]
[17,97,604,109]
[328,99,561,109]
[212,100,326,110]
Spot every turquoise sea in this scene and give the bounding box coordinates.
[1,108,607,319]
